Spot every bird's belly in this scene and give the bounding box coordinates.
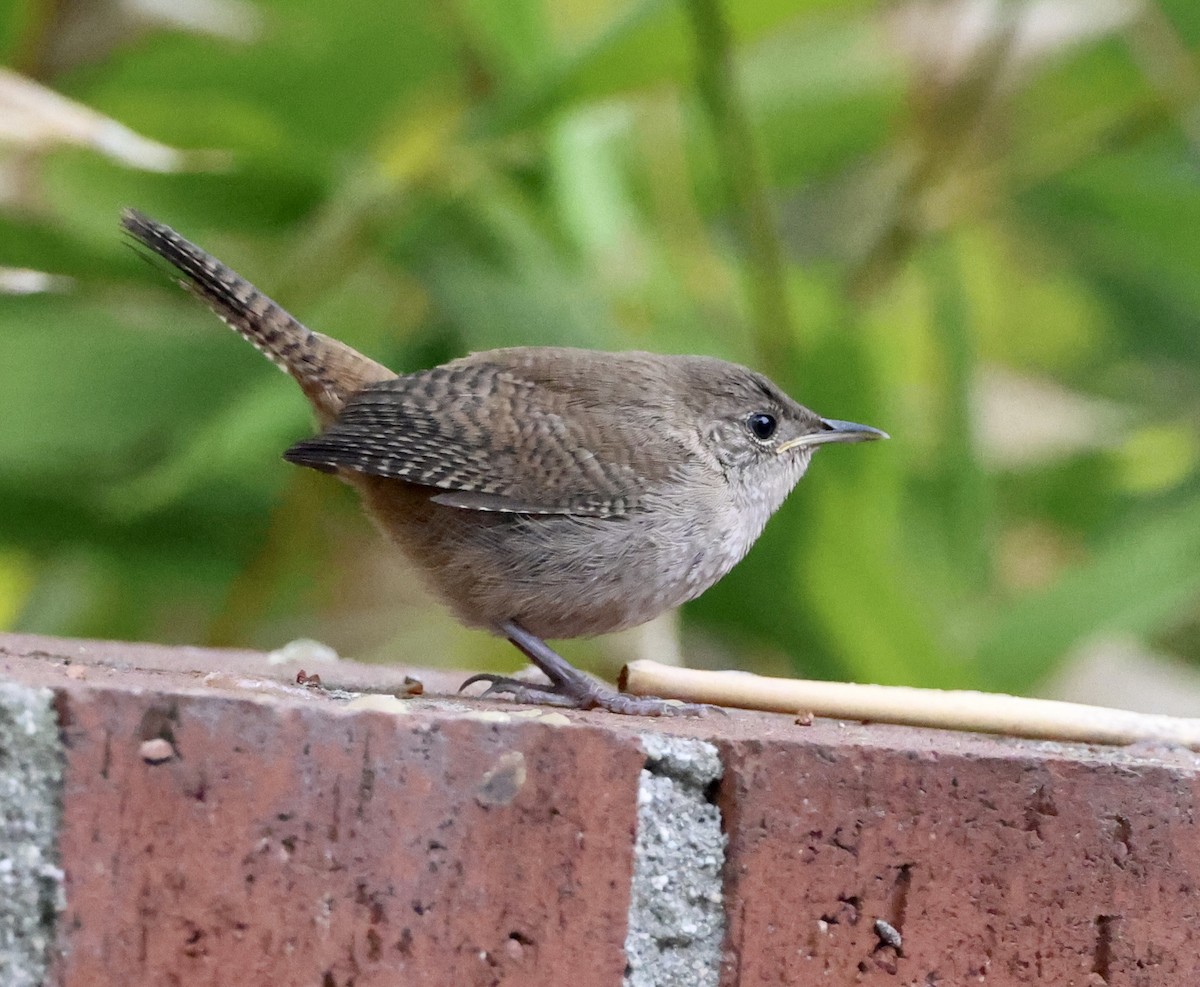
[355,477,749,639]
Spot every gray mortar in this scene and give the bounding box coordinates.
[624,734,725,987]
[0,684,64,987]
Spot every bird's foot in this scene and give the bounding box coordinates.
[458,671,714,717]
[457,673,581,708]
[457,619,722,717]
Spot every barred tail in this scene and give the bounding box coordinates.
[121,209,394,420]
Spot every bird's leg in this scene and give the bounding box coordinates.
[458,619,717,717]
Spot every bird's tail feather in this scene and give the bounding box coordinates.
[121,209,393,420]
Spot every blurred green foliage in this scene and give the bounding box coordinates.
[1,0,1198,692]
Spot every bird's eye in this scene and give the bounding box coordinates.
[747,412,777,441]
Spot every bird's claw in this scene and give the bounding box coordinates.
[458,671,721,717]
[458,673,580,707]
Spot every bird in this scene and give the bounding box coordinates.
[121,209,887,716]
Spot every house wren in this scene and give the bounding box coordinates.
[121,210,886,716]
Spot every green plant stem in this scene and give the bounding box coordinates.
[683,0,797,371]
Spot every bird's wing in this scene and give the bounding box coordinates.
[283,353,676,517]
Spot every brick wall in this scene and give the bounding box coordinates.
[2,632,1198,986]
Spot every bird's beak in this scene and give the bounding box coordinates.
[775,418,889,454]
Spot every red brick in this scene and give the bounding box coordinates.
[717,727,1200,986]
[1,635,643,987]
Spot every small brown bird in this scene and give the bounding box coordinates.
[121,210,886,716]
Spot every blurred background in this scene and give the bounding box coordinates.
[2,0,1199,709]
